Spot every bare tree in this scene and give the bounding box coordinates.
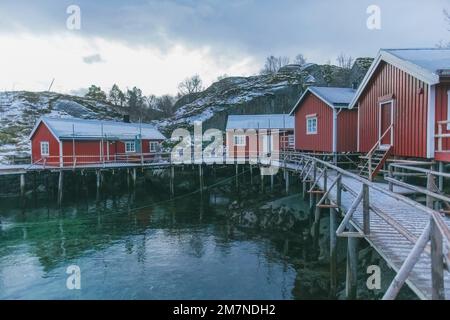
[294,54,307,66]
[156,95,176,117]
[178,74,204,96]
[260,55,290,75]
[336,53,354,70]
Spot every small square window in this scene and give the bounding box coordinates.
[125,141,136,153]
[149,141,159,153]
[234,135,246,146]
[40,141,49,156]
[306,117,317,135]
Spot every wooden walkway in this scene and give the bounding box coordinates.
[280,158,450,300]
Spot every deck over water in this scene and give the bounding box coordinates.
[281,160,450,300]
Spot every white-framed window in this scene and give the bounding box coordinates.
[447,90,450,130]
[40,141,49,156]
[149,141,159,153]
[306,116,318,135]
[125,141,136,153]
[288,135,295,147]
[233,135,246,146]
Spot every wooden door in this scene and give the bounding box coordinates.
[380,102,393,146]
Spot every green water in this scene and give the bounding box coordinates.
[0,168,334,299]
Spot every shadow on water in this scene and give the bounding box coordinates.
[0,166,416,300]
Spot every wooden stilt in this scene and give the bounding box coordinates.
[57,171,64,206]
[170,166,175,197]
[270,174,274,191]
[199,164,204,192]
[346,224,358,300]
[330,207,338,297]
[235,164,238,189]
[132,168,137,187]
[250,164,253,185]
[20,173,25,198]
[430,218,445,300]
[285,170,289,194]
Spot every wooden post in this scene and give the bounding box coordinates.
[313,200,321,257]
[346,225,358,300]
[250,164,253,185]
[302,180,307,200]
[235,164,238,189]
[330,207,338,297]
[270,174,274,191]
[20,173,26,198]
[199,164,204,192]
[426,173,434,209]
[126,169,130,188]
[388,165,394,192]
[57,171,64,206]
[438,162,444,193]
[170,166,175,197]
[285,170,289,194]
[132,168,137,187]
[430,217,445,300]
[260,171,264,193]
[336,174,342,209]
[363,184,370,235]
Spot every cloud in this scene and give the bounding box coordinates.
[82,54,104,64]
[0,0,448,94]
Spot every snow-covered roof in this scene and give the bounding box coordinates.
[226,114,294,130]
[349,48,450,108]
[29,117,166,141]
[289,86,356,115]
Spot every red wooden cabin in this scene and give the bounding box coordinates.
[349,49,450,172]
[225,114,294,159]
[289,86,357,153]
[29,117,166,167]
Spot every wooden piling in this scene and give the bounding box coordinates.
[170,166,175,197]
[430,218,445,300]
[20,173,25,198]
[346,225,358,300]
[250,164,253,185]
[285,170,289,194]
[330,207,338,297]
[270,174,274,191]
[57,171,64,206]
[199,164,204,192]
[132,168,137,187]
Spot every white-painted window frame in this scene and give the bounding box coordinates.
[447,90,450,130]
[234,134,246,146]
[306,115,318,135]
[40,141,49,156]
[125,141,136,153]
[149,141,159,153]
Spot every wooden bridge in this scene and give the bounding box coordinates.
[0,151,449,300]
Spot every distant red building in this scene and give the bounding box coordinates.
[289,86,357,153]
[225,114,294,159]
[29,117,166,167]
[349,48,450,163]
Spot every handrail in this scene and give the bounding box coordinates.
[282,151,450,247]
[367,123,393,157]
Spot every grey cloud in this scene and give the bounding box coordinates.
[0,0,449,65]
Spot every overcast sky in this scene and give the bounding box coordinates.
[0,0,449,96]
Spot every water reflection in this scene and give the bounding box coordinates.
[0,169,312,300]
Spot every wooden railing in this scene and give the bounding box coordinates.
[360,124,393,180]
[279,150,450,300]
[436,120,450,152]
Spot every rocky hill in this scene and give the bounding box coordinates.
[0,58,373,163]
